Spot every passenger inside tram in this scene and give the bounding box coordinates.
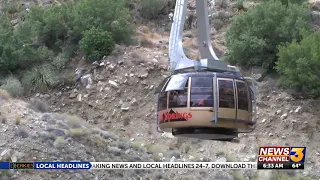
[177,91,187,107]
[169,90,188,108]
[218,80,235,108]
[159,92,168,110]
[190,77,213,107]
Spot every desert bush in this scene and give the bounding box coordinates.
[140,0,169,19]
[276,30,320,95]
[215,0,230,9]
[52,52,69,70]
[2,1,20,14]
[225,0,311,70]
[22,65,58,93]
[211,19,224,30]
[27,98,51,113]
[79,27,115,61]
[214,11,231,23]
[0,76,24,97]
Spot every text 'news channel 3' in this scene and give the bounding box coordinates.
[257,146,306,170]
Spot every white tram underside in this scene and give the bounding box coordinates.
[155,71,255,141]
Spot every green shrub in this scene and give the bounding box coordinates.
[20,0,133,56]
[215,0,230,9]
[79,27,115,62]
[0,15,18,71]
[0,14,55,72]
[0,0,134,75]
[23,5,70,51]
[140,0,168,20]
[225,0,311,70]
[0,77,24,97]
[276,30,320,95]
[22,65,59,93]
[235,0,245,10]
[68,0,134,44]
[274,0,307,6]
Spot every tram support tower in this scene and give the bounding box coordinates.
[169,0,239,74]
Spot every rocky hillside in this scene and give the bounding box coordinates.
[1,0,320,179]
[1,41,319,179]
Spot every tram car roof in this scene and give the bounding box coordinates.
[170,71,245,79]
[154,70,248,94]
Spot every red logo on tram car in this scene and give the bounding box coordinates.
[159,109,192,123]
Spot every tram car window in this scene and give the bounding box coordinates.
[236,81,249,111]
[158,92,168,110]
[218,79,235,108]
[169,81,188,108]
[190,77,213,107]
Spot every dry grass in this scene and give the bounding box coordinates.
[0,89,10,100]
[64,114,83,128]
[14,115,21,125]
[131,51,141,59]
[1,115,7,123]
[149,32,162,39]
[130,50,147,65]
[183,144,191,153]
[232,170,245,180]
[183,47,200,60]
[53,136,66,147]
[68,128,90,137]
[268,171,314,180]
[182,38,198,48]
[226,154,236,162]
[131,142,141,151]
[216,151,226,156]
[139,35,155,48]
[123,115,130,126]
[140,26,151,34]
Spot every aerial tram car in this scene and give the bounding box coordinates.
[154,0,258,142]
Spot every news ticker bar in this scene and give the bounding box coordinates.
[0,162,305,170]
[0,162,255,170]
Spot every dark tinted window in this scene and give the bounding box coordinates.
[190,77,213,107]
[236,81,249,111]
[169,80,188,108]
[158,92,168,110]
[218,79,235,108]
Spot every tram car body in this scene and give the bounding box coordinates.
[155,0,258,141]
[155,71,257,141]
